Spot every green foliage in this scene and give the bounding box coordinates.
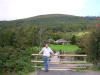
[79,25,100,68]
[0,46,35,75]
[0,14,99,47]
[0,14,99,32]
[0,25,41,47]
[70,35,77,45]
[48,39,55,44]
[50,32,63,40]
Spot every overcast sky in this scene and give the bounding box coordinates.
[0,0,100,21]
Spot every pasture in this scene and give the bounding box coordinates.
[50,44,81,53]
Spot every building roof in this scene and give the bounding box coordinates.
[55,39,67,43]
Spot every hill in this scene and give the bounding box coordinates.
[0,14,100,31]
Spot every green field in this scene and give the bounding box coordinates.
[49,45,81,54]
[31,44,81,54]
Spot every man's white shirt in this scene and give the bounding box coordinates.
[39,47,54,57]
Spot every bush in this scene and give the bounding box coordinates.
[79,25,100,68]
[0,46,34,75]
[70,35,77,45]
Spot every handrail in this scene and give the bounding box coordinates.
[31,54,87,57]
[31,54,88,69]
[31,60,87,63]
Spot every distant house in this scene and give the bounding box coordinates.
[55,39,71,45]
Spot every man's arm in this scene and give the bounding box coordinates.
[39,48,44,54]
[49,48,54,54]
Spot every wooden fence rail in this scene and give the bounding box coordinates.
[31,54,88,69]
[31,54,87,57]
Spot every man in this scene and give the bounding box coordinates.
[39,44,54,72]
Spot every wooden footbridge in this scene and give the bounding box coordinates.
[31,53,93,75]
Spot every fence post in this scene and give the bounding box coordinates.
[84,56,87,62]
[34,55,38,75]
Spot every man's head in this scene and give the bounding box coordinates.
[45,44,48,48]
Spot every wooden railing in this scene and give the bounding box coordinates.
[32,54,87,56]
[31,54,87,69]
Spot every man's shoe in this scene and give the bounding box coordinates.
[45,69,48,72]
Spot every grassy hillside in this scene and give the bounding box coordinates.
[0,14,100,31]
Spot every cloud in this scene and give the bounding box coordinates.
[0,0,89,20]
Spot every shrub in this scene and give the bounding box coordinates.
[79,24,100,69]
[0,46,34,75]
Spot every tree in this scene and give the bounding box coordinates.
[70,35,77,45]
[79,24,100,68]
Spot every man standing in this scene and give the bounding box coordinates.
[39,44,54,72]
